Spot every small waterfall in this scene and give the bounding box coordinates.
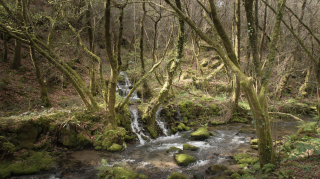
[130,109,146,145]
[117,71,140,102]
[155,108,168,136]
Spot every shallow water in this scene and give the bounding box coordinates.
[10,116,312,179]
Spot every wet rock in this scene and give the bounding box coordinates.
[183,144,199,151]
[223,170,236,176]
[250,139,258,145]
[174,154,196,166]
[230,173,241,179]
[209,132,215,136]
[193,173,204,179]
[107,143,123,152]
[166,146,182,153]
[167,172,189,179]
[207,164,228,175]
[98,167,139,179]
[190,127,209,140]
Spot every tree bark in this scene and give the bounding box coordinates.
[30,47,52,107]
[11,39,22,69]
[3,33,8,62]
[143,0,185,138]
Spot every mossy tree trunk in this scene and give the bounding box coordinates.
[30,47,52,107]
[232,0,241,106]
[86,1,97,96]
[165,0,285,166]
[139,2,150,98]
[143,0,185,138]
[11,39,22,69]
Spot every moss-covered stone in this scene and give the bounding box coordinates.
[95,146,102,150]
[107,143,123,152]
[234,153,250,162]
[238,157,259,165]
[230,173,241,179]
[166,146,182,153]
[98,167,139,179]
[250,139,258,145]
[187,122,195,126]
[207,164,228,175]
[0,152,55,178]
[167,172,189,179]
[231,116,248,123]
[177,123,186,131]
[183,144,199,151]
[174,154,196,166]
[250,145,258,150]
[147,126,157,138]
[238,163,248,169]
[139,174,148,179]
[210,120,222,125]
[223,170,235,176]
[190,127,209,140]
[209,132,215,136]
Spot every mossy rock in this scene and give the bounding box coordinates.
[107,143,123,152]
[223,170,235,176]
[234,153,250,162]
[210,121,222,125]
[230,173,241,179]
[207,164,228,175]
[177,123,186,131]
[174,154,196,166]
[250,145,258,150]
[238,163,248,169]
[139,174,148,179]
[99,167,139,179]
[190,127,209,140]
[209,132,215,136]
[187,122,195,126]
[250,139,258,145]
[211,175,228,179]
[238,157,259,165]
[167,172,189,179]
[183,144,199,151]
[171,126,178,133]
[0,152,55,178]
[231,116,248,123]
[95,146,102,150]
[166,146,182,153]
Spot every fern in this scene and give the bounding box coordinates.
[261,163,275,173]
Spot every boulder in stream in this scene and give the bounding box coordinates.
[166,146,182,153]
[206,164,228,175]
[107,143,123,152]
[167,172,189,179]
[183,143,199,151]
[190,127,209,140]
[174,154,196,166]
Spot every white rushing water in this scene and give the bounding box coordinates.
[155,108,168,136]
[118,71,140,101]
[130,109,146,145]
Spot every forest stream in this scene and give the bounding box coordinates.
[8,113,309,179]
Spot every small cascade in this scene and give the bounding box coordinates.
[155,108,168,136]
[117,71,140,102]
[130,109,147,145]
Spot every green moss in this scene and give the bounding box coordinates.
[183,144,199,151]
[253,162,260,171]
[95,146,102,150]
[230,173,241,179]
[125,135,134,140]
[238,157,259,165]
[187,122,195,126]
[250,145,258,150]
[231,116,248,123]
[107,143,123,152]
[209,132,215,136]
[167,172,189,179]
[99,167,139,179]
[238,163,248,169]
[177,123,186,131]
[147,126,157,138]
[250,139,258,145]
[174,154,196,166]
[166,146,182,153]
[210,120,222,125]
[190,127,209,140]
[185,126,190,131]
[208,164,228,174]
[171,126,178,133]
[223,170,235,176]
[234,153,250,162]
[93,141,102,147]
[0,152,54,178]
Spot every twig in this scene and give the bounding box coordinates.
[269,112,303,121]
